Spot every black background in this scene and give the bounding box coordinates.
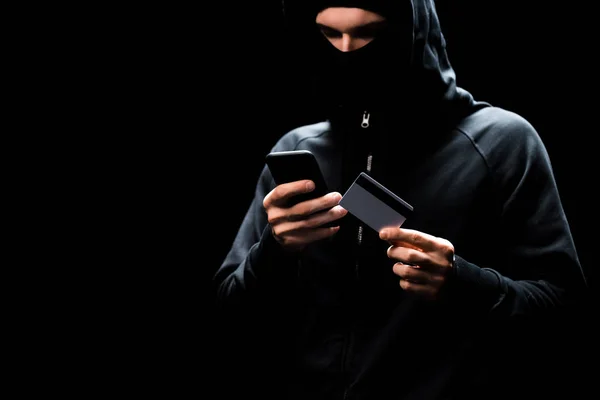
[90,0,597,397]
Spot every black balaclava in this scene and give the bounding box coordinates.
[291,0,414,114]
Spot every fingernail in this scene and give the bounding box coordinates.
[306,181,315,191]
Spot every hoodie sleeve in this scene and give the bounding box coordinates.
[212,165,300,310]
[447,109,587,318]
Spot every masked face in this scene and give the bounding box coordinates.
[316,7,386,52]
[312,7,412,111]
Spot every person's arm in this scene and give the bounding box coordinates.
[448,113,587,319]
[213,166,299,309]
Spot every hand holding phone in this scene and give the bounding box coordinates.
[265,150,330,207]
[265,150,344,231]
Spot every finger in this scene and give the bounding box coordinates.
[264,180,315,208]
[392,262,428,282]
[270,195,344,227]
[291,192,342,216]
[289,204,346,227]
[387,245,428,266]
[380,228,438,251]
[272,224,340,249]
[304,205,347,227]
[272,207,344,233]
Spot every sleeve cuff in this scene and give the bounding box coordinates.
[444,254,506,314]
[247,224,299,281]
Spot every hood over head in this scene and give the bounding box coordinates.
[281,0,487,128]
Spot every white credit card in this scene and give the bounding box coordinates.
[339,172,413,232]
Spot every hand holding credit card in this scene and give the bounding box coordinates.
[339,172,413,232]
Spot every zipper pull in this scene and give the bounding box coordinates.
[361,110,370,128]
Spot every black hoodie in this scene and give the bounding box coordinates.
[213,1,587,399]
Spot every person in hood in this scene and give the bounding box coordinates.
[212,1,588,399]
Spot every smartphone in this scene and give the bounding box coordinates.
[265,150,330,207]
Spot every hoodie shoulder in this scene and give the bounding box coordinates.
[455,106,553,184]
[271,121,332,152]
[457,106,544,156]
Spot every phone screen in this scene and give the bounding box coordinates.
[265,150,329,206]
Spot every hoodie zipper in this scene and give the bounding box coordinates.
[356,111,372,276]
[361,110,370,128]
[342,111,372,400]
